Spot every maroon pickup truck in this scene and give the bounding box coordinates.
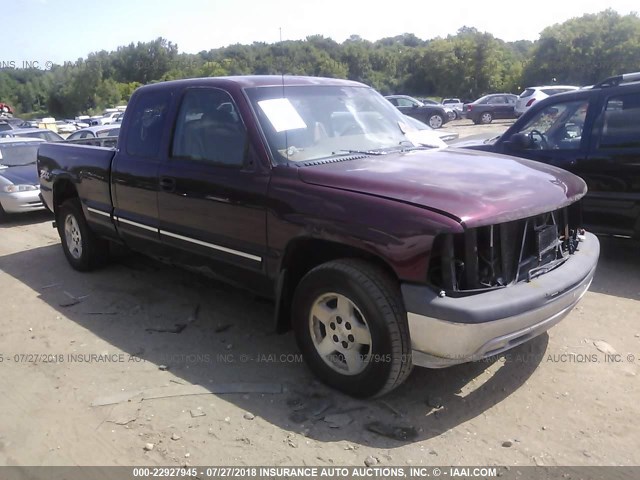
[37,76,600,397]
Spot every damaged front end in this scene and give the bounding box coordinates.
[404,201,599,369]
[428,204,584,296]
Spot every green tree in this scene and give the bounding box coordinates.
[523,10,640,85]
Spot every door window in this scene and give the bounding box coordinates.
[395,97,418,108]
[597,94,640,149]
[125,90,172,158]
[171,88,247,167]
[517,99,589,150]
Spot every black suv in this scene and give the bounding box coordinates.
[462,72,640,238]
[385,95,449,129]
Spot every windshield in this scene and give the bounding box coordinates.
[0,143,40,166]
[245,85,418,163]
[403,115,432,131]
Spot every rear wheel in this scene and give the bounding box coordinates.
[427,113,444,129]
[480,112,493,124]
[57,198,109,271]
[292,259,412,397]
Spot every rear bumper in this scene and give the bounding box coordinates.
[402,232,600,368]
[0,190,45,213]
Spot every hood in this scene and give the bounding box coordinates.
[297,148,587,228]
[0,164,38,186]
[449,133,500,149]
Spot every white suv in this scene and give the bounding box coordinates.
[515,85,579,117]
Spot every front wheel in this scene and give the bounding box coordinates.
[292,259,412,397]
[57,198,109,271]
[427,113,444,129]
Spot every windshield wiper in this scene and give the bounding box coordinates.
[335,149,387,156]
[398,145,431,152]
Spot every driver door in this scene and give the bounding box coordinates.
[500,98,594,172]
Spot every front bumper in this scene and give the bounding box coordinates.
[0,189,45,213]
[402,232,600,368]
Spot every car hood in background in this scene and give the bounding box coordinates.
[297,148,586,228]
[449,133,501,149]
[0,164,38,186]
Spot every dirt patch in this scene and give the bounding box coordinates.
[0,207,638,466]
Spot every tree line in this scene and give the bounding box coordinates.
[1,9,639,118]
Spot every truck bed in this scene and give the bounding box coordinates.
[38,142,117,216]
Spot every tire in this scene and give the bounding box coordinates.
[0,202,6,223]
[427,113,444,129]
[292,259,412,398]
[446,110,456,122]
[57,198,109,271]
[480,112,493,124]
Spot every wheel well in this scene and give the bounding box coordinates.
[53,180,78,213]
[274,238,398,333]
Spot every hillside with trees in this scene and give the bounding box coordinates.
[0,9,638,118]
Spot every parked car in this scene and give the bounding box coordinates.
[442,98,464,114]
[402,115,459,145]
[0,128,64,142]
[0,115,25,127]
[460,71,640,238]
[515,85,579,117]
[38,75,598,397]
[0,103,14,114]
[0,119,19,132]
[385,94,449,129]
[66,125,121,141]
[419,99,458,121]
[101,111,122,125]
[463,94,518,124]
[56,121,81,134]
[0,138,46,220]
[18,119,39,129]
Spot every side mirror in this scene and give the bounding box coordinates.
[507,132,531,150]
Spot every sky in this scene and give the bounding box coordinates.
[1,0,638,65]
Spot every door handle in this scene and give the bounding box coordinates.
[159,177,176,192]
[205,195,231,204]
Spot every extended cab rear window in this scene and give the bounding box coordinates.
[125,90,172,158]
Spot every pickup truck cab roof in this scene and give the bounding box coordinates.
[138,75,366,91]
